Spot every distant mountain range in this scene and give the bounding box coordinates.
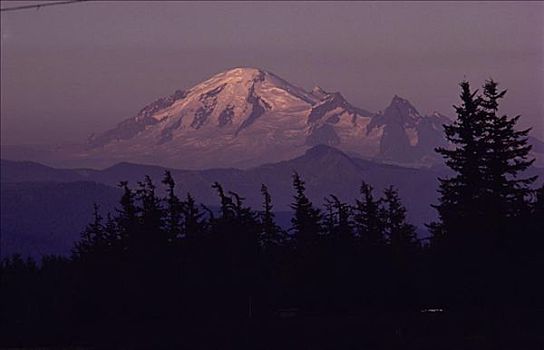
[2,145,543,258]
[1,67,457,169]
[0,146,438,257]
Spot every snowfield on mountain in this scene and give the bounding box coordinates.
[80,67,451,169]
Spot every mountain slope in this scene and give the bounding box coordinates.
[368,96,451,163]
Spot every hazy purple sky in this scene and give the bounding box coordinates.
[1,1,543,145]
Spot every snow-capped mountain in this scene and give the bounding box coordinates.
[368,96,450,163]
[81,67,449,169]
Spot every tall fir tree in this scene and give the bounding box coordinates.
[479,80,536,221]
[116,181,138,250]
[290,172,322,248]
[183,193,206,239]
[381,186,418,254]
[430,80,539,308]
[381,186,420,310]
[354,181,385,247]
[431,81,489,250]
[431,80,536,251]
[72,203,105,260]
[136,175,165,249]
[212,182,235,219]
[259,184,285,249]
[162,171,183,242]
[325,195,353,243]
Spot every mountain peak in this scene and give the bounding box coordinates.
[215,67,268,79]
[293,144,362,174]
[311,85,330,99]
[196,67,269,89]
[227,66,264,73]
[303,144,351,160]
[429,110,446,118]
[386,95,421,119]
[391,95,411,105]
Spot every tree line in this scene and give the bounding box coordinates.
[1,80,543,347]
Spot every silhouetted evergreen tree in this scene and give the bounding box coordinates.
[290,172,322,248]
[381,186,420,310]
[289,173,324,310]
[136,175,164,246]
[352,182,388,308]
[259,184,286,249]
[354,181,386,247]
[72,203,105,260]
[432,80,536,249]
[256,184,289,316]
[480,80,537,236]
[162,170,183,242]
[202,182,260,317]
[183,193,206,239]
[323,195,352,242]
[430,80,538,309]
[382,186,418,254]
[431,81,488,250]
[116,180,138,251]
[323,195,356,310]
[212,181,235,219]
[429,81,493,308]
